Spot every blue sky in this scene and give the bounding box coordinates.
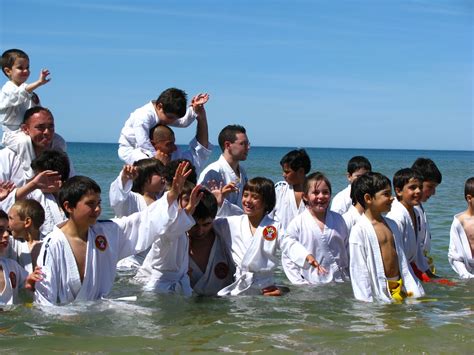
[1,0,472,150]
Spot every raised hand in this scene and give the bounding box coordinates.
[0,181,15,201]
[167,161,192,205]
[38,68,51,85]
[121,165,139,186]
[208,180,237,206]
[32,170,62,192]
[191,93,209,116]
[184,184,204,216]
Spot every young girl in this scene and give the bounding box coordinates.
[214,177,284,296]
[281,172,350,285]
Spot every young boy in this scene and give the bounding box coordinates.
[0,210,8,256]
[34,162,200,306]
[331,156,372,215]
[349,172,424,302]
[448,177,474,279]
[270,149,311,229]
[118,88,209,164]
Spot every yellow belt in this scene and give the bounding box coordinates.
[387,278,407,302]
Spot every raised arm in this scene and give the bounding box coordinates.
[192,93,209,148]
[15,170,62,200]
[25,69,51,93]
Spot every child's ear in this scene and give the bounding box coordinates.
[3,67,12,78]
[24,217,32,229]
[363,193,372,205]
[394,187,402,197]
[62,200,73,214]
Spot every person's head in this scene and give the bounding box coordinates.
[353,172,393,212]
[8,199,45,238]
[393,168,423,207]
[21,106,55,153]
[303,172,332,214]
[188,189,218,239]
[164,159,197,187]
[31,149,71,186]
[58,176,102,223]
[150,124,177,155]
[346,156,372,183]
[464,177,474,209]
[0,209,9,241]
[155,88,187,123]
[280,149,311,185]
[131,158,166,195]
[218,125,249,161]
[411,158,442,203]
[1,49,30,85]
[242,177,276,218]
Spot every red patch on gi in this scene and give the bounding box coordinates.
[214,262,229,279]
[9,271,17,289]
[262,225,277,241]
[95,235,108,251]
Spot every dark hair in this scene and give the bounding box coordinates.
[0,209,8,221]
[193,189,218,221]
[217,125,246,152]
[353,172,391,209]
[280,149,311,174]
[149,123,174,141]
[23,106,54,125]
[243,177,276,214]
[31,149,70,182]
[465,177,474,200]
[411,158,442,184]
[1,49,29,76]
[156,88,187,117]
[304,171,332,196]
[393,168,423,201]
[12,199,45,229]
[164,159,197,185]
[131,158,166,195]
[58,176,101,217]
[347,156,372,175]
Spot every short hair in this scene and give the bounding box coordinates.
[0,209,8,221]
[131,158,166,195]
[280,149,311,174]
[193,189,218,221]
[243,177,276,214]
[149,123,174,141]
[58,176,101,217]
[1,49,29,76]
[304,171,332,196]
[353,172,391,209]
[164,159,197,185]
[156,88,187,117]
[23,106,54,125]
[393,168,424,201]
[217,125,246,152]
[31,149,70,182]
[347,156,372,175]
[411,158,442,184]
[465,177,474,200]
[12,199,45,229]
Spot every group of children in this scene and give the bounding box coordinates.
[0,48,472,308]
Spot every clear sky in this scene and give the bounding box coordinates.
[1,0,472,150]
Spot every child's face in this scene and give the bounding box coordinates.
[396,178,422,207]
[420,181,438,203]
[5,57,30,86]
[156,104,180,125]
[0,229,9,252]
[304,179,331,214]
[347,168,369,183]
[370,185,394,213]
[0,218,9,247]
[66,191,102,226]
[242,190,265,218]
[146,174,166,194]
[8,206,26,238]
[180,193,191,209]
[282,164,305,185]
[188,217,214,239]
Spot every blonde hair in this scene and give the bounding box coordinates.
[12,199,45,229]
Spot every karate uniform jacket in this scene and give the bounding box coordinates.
[330,184,351,215]
[448,214,474,279]
[270,181,306,230]
[0,257,28,306]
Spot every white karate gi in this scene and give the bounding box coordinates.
[448,214,474,279]
[215,214,283,296]
[0,147,26,186]
[5,237,43,273]
[414,204,434,270]
[117,101,196,164]
[198,154,248,208]
[269,181,306,230]
[281,209,350,285]
[349,215,425,302]
[189,233,235,296]
[342,205,362,235]
[0,257,28,306]
[330,184,352,215]
[34,192,188,305]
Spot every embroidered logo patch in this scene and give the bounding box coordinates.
[95,235,108,251]
[214,262,229,279]
[262,225,277,241]
[9,272,17,289]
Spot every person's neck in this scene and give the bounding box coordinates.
[24,229,41,243]
[222,152,240,174]
[309,208,326,222]
[142,191,157,205]
[61,219,89,241]
[190,231,215,247]
[400,200,414,213]
[292,181,304,192]
[466,206,474,216]
[248,212,264,229]
[365,207,383,223]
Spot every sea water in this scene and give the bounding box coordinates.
[0,143,472,353]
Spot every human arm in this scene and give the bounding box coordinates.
[15,170,62,200]
[109,165,139,216]
[192,93,209,148]
[0,180,15,201]
[25,69,51,93]
[349,227,374,302]
[25,266,44,291]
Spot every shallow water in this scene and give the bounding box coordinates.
[1,144,472,352]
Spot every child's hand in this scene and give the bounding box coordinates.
[184,184,204,216]
[121,165,138,185]
[306,254,327,274]
[38,69,51,85]
[167,161,192,204]
[154,149,171,165]
[32,170,62,192]
[208,180,237,206]
[191,93,209,116]
[25,266,44,291]
[0,180,15,201]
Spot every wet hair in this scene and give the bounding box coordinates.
[131,158,166,195]
[347,156,372,175]
[353,172,391,209]
[304,171,332,196]
[465,177,474,200]
[217,125,246,152]
[165,159,197,185]
[243,177,276,214]
[31,149,70,182]
[280,149,311,174]
[193,189,218,221]
[411,158,442,184]
[0,209,8,221]
[1,49,29,76]
[156,88,187,117]
[392,168,424,201]
[58,176,101,217]
[23,106,54,125]
[12,199,45,229]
